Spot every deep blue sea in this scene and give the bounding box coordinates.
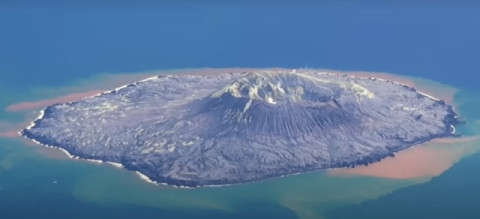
[1,2,480,219]
[1,2,479,90]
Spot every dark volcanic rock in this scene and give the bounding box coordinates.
[21,70,462,187]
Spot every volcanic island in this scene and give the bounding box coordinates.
[21,70,463,187]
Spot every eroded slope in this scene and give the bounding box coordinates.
[21,70,461,187]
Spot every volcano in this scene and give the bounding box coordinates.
[21,70,462,187]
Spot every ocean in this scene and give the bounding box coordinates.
[1,2,480,219]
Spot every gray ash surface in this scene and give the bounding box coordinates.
[21,70,462,187]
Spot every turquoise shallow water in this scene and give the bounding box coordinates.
[326,89,480,219]
[1,2,480,219]
[327,152,480,219]
[1,71,480,219]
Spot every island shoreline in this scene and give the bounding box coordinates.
[18,68,464,188]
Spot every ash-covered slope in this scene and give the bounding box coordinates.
[21,70,462,187]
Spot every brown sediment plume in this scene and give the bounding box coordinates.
[1,73,171,138]
[5,90,105,112]
[0,115,38,138]
[0,120,57,156]
[0,119,79,159]
[328,137,479,179]
[1,68,467,177]
[321,69,468,180]
[6,68,451,112]
[0,131,18,138]
[323,69,456,104]
[2,69,259,113]
[174,68,456,105]
[0,121,22,138]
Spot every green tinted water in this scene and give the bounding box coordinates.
[1,71,479,219]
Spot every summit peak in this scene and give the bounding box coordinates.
[211,71,340,104]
